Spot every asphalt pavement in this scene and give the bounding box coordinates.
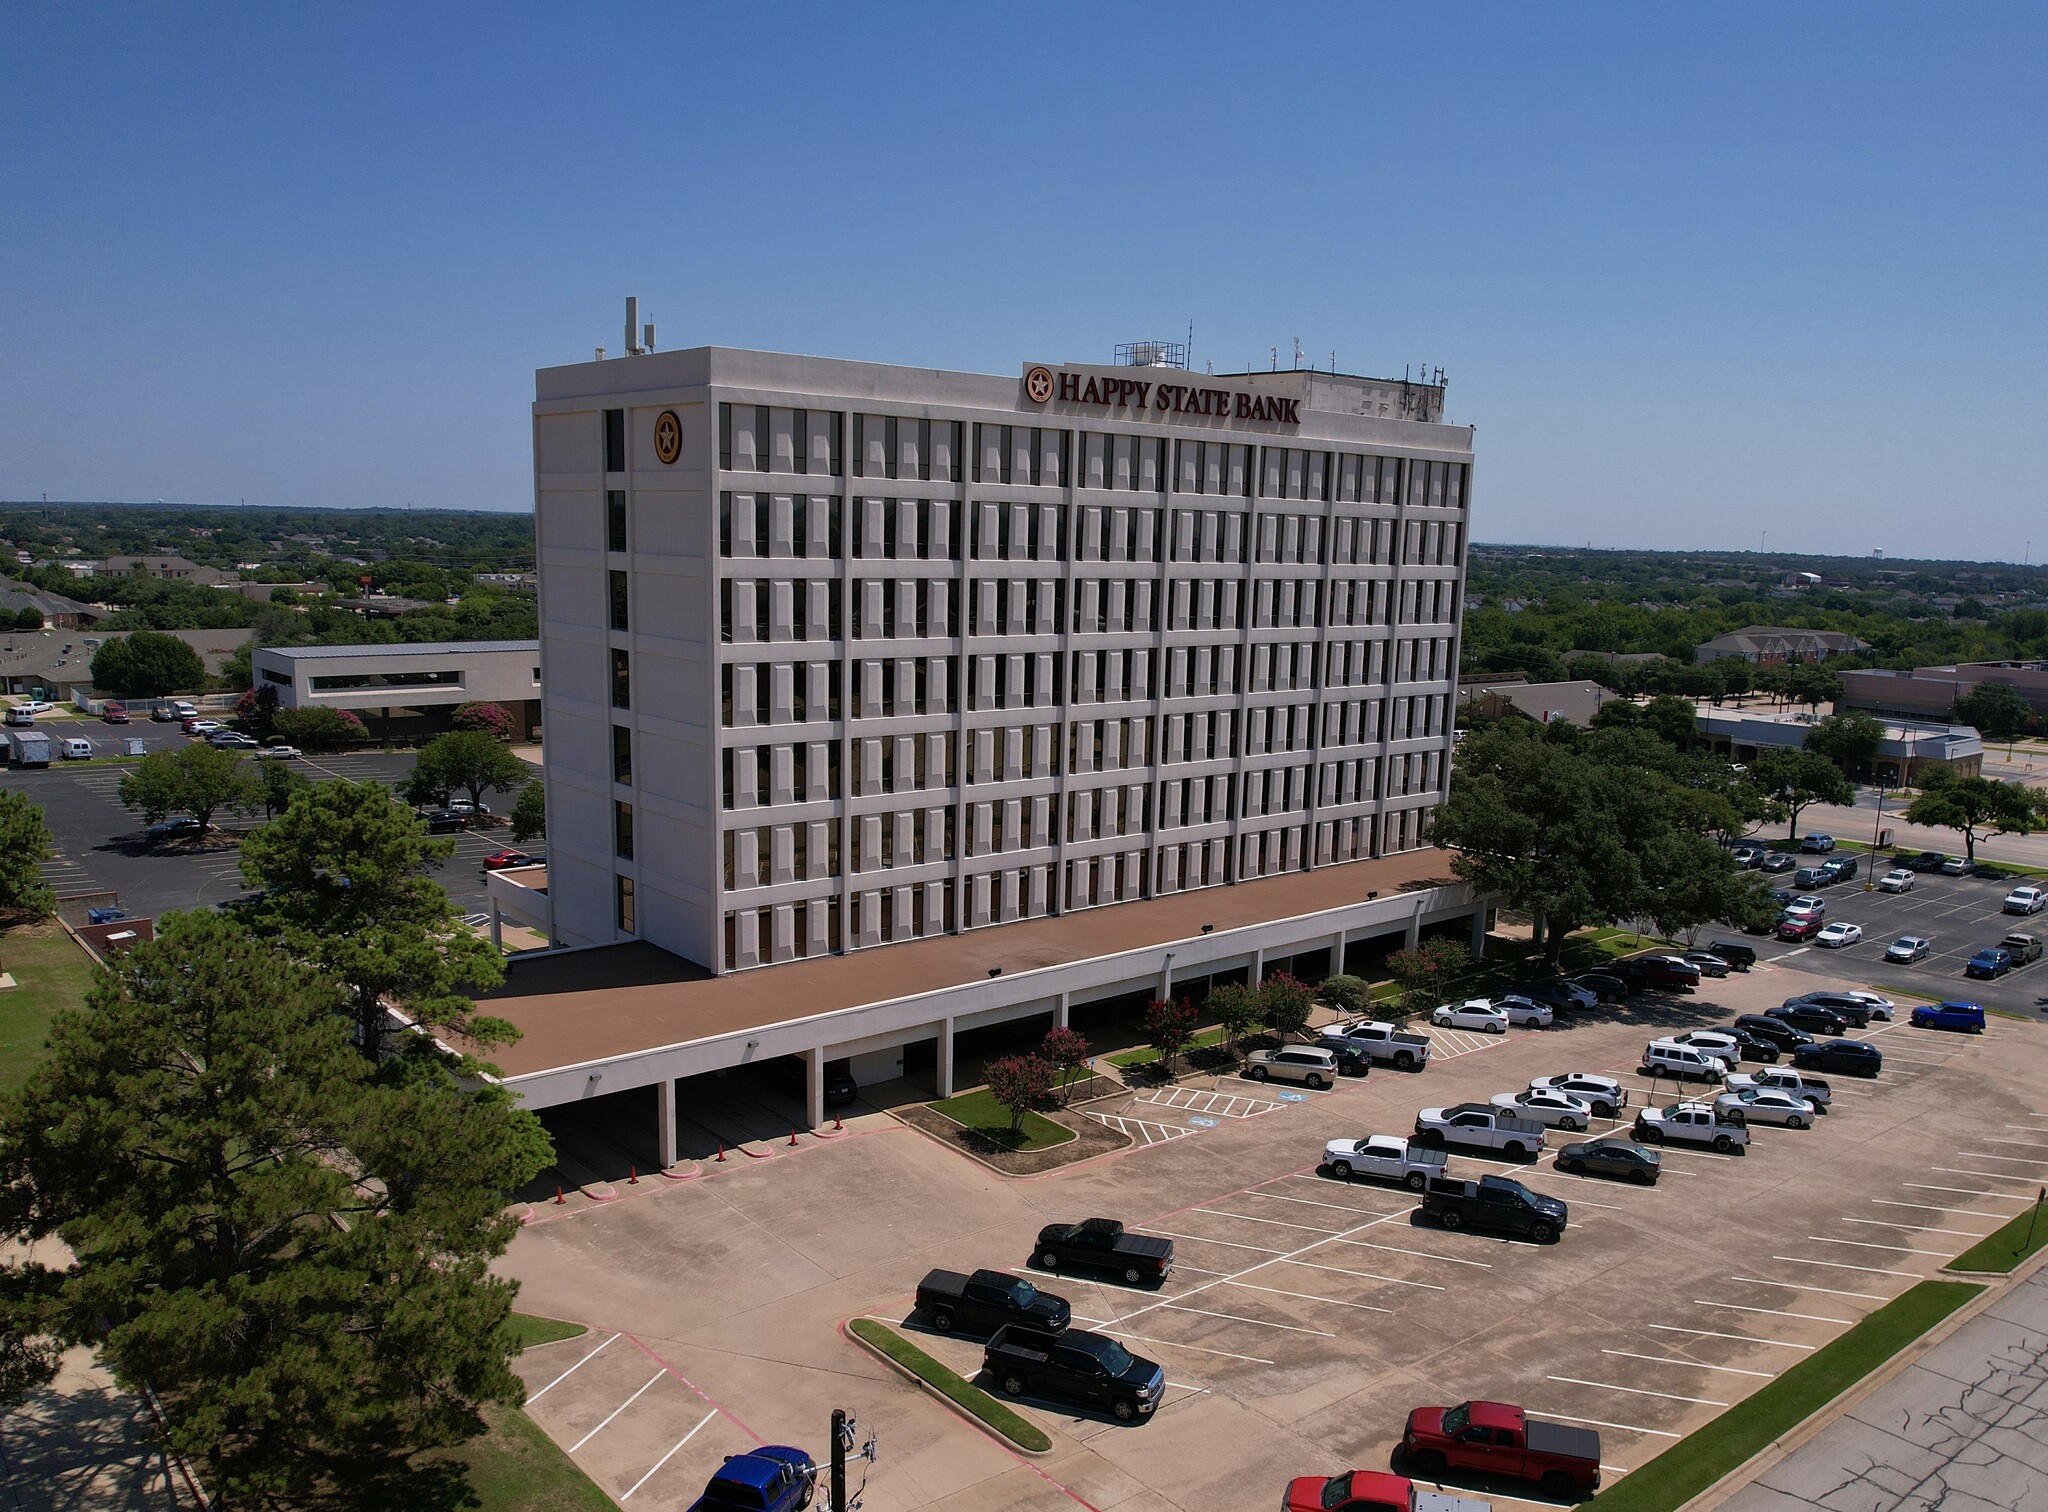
[0,743,538,922]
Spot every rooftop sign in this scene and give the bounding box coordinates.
[1022,364,1301,428]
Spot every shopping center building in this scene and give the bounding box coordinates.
[491,342,1488,1146]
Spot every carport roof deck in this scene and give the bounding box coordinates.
[481,848,1462,1078]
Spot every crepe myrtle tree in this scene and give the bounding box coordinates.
[1206,981,1264,1060]
[1259,972,1316,1041]
[1142,996,1201,1074]
[1038,1026,1091,1105]
[983,1054,1055,1134]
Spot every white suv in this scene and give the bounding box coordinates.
[1641,1039,1727,1083]
[1664,1030,1743,1067]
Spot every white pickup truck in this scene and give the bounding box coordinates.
[1319,1020,1433,1070]
[1322,1135,1450,1189]
[1415,1103,1549,1158]
[1633,1101,1751,1154]
[1722,1066,1832,1111]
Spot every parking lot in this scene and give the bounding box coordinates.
[1756,864,2048,1014]
[500,962,2048,1512]
[0,745,535,919]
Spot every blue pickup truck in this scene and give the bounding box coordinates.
[1910,1001,1986,1034]
[686,1448,817,1512]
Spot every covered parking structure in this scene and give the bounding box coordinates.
[479,849,1490,1164]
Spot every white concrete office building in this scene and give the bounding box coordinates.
[533,346,1473,975]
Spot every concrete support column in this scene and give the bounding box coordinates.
[1053,991,1070,1030]
[1251,946,1266,983]
[656,1078,677,1170]
[489,898,503,954]
[936,1020,955,1098]
[802,1046,824,1131]
[1469,908,1488,960]
[1331,928,1348,977]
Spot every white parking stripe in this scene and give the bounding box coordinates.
[1733,1273,1889,1301]
[1149,1231,1286,1253]
[1159,1302,1334,1336]
[1328,1237,1493,1267]
[1901,1183,2027,1199]
[527,1331,619,1403]
[1529,1410,1679,1439]
[1247,1189,1406,1217]
[621,1410,717,1501]
[1548,1374,1728,1407]
[1841,1218,1988,1237]
[1697,1299,1851,1325]
[1193,1208,1344,1234]
[1223,1280,1392,1314]
[1648,1323,1812,1351]
[1602,1349,1773,1378]
[568,1368,667,1452]
[1874,1199,2011,1217]
[1933,1166,2039,1183]
[1279,1258,1445,1290]
[1809,1236,1949,1257]
[1773,1255,1919,1278]
[1109,1332,1274,1365]
[1959,1151,2048,1165]
[1983,1139,2048,1152]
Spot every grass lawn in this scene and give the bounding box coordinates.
[1946,1199,2048,1273]
[504,1313,586,1350]
[848,1318,1052,1452]
[1585,1280,1982,1512]
[930,1087,1074,1151]
[1106,1025,1231,1068]
[0,922,96,1095]
[412,1314,607,1511]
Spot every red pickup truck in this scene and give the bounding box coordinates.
[1403,1400,1601,1497]
[1284,1470,1488,1512]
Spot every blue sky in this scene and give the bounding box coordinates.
[3,4,2042,560]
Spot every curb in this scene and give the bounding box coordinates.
[1677,1242,2048,1512]
[838,1317,1053,1459]
[660,1160,704,1181]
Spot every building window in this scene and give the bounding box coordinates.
[604,409,626,473]
[615,874,636,934]
[610,649,631,709]
[612,724,633,784]
[607,490,626,552]
[609,570,629,632]
[614,801,634,859]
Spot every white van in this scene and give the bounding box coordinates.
[59,736,94,760]
[1640,1039,1725,1083]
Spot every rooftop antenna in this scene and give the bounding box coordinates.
[1270,346,1278,371]
[1292,337,1303,370]
[625,297,643,356]
[1330,350,1336,373]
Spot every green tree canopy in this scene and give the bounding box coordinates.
[272,705,367,751]
[1803,708,1885,781]
[116,743,262,831]
[404,730,530,814]
[0,910,551,1507]
[509,781,545,843]
[237,780,512,1058]
[89,630,206,697]
[1904,769,2041,862]
[1743,746,1853,839]
[0,792,55,919]
[1953,681,2036,741]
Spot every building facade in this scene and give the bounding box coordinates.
[534,347,1473,974]
[251,640,542,739]
[1693,626,1867,665]
[1842,662,2048,723]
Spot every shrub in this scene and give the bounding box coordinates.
[1259,972,1314,1040]
[451,701,516,740]
[983,1055,1055,1132]
[1320,974,1372,1017]
[272,705,368,752]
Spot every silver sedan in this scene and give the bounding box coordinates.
[1715,1087,1819,1129]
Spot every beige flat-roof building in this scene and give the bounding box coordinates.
[513,341,1487,1141]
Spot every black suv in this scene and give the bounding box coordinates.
[1794,1039,1883,1078]
[1513,979,1598,1011]
[1570,971,1629,1004]
[1721,1025,1784,1063]
[1735,1013,1814,1052]
[1901,851,1949,872]
[1782,991,1873,1028]
[1769,1002,1851,1036]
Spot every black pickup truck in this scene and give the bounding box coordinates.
[983,1324,1165,1424]
[1031,1218,1174,1286]
[1418,1174,1569,1243]
[915,1269,1071,1336]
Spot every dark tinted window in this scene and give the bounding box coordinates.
[604,409,626,472]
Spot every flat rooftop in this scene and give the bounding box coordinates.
[258,639,539,660]
[482,848,1461,1077]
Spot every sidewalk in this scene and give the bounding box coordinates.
[0,1347,185,1511]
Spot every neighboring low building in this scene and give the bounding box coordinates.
[225,580,325,604]
[1693,626,1867,665]
[251,640,541,740]
[1841,662,2048,722]
[0,582,99,629]
[1694,706,1982,784]
[0,626,252,699]
[100,554,241,587]
[1460,678,1612,727]
[473,572,538,592]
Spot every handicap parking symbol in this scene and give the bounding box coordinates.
[1188,1116,1219,1128]
[1278,1091,1308,1102]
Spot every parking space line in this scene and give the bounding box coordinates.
[1648,1324,1812,1351]
[1733,1273,1889,1301]
[1808,1236,1949,1257]
[1874,1199,2010,1217]
[1772,1255,1918,1278]
[1279,1259,1445,1290]
[1192,1207,1344,1234]
[1248,1189,1407,1217]
[1149,1231,1286,1253]
[1902,1182,2027,1199]
[1111,1332,1275,1365]
[1933,1166,2039,1183]
[1547,1375,1728,1407]
[1842,1218,1987,1236]
[1223,1280,1392,1314]
[1601,1350,1773,1379]
[1982,1138,2048,1152]
[527,1331,619,1403]
[1698,1299,1851,1325]
[1159,1303,1335,1336]
[1328,1237,1493,1267]
[1958,1151,2048,1165]
[1529,1410,1679,1439]
[621,1410,718,1501]
[567,1368,667,1452]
